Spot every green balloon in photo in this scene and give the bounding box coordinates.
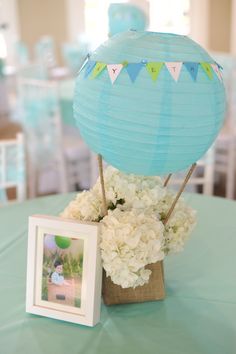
[55,236,71,249]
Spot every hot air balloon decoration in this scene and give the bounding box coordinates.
[72,30,226,304]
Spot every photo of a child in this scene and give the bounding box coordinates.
[42,234,84,309]
[51,260,70,286]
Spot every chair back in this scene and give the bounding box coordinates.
[18,78,67,197]
[17,62,48,80]
[62,43,88,74]
[212,53,236,131]
[168,147,215,195]
[35,36,56,69]
[14,41,29,67]
[0,133,26,204]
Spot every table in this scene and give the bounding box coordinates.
[0,193,236,354]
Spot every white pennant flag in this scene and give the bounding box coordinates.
[107,64,123,84]
[165,62,183,82]
[211,63,223,81]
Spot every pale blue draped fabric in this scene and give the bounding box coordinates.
[14,41,29,66]
[35,36,56,68]
[20,86,59,166]
[0,143,25,203]
[62,43,88,74]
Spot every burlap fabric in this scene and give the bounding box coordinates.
[102,261,165,305]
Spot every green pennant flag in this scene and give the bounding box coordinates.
[90,62,106,79]
[200,62,213,80]
[146,62,164,81]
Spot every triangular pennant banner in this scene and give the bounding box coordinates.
[122,60,129,67]
[126,63,143,82]
[146,62,164,81]
[211,63,223,81]
[78,54,90,75]
[184,62,199,81]
[200,62,213,80]
[165,62,183,82]
[216,62,223,70]
[84,60,96,78]
[90,62,106,79]
[107,64,123,84]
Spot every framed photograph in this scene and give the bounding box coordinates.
[26,215,102,327]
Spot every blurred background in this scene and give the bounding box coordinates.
[0,0,235,203]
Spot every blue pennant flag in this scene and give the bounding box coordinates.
[126,63,143,82]
[184,62,199,81]
[216,62,223,70]
[84,60,96,78]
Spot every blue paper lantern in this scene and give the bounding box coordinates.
[108,4,147,36]
[74,31,226,175]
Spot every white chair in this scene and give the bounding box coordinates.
[167,147,215,195]
[89,148,215,196]
[213,53,236,199]
[17,78,90,197]
[0,79,9,116]
[215,126,236,199]
[0,133,26,204]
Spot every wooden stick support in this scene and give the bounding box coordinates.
[163,173,172,187]
[163,163,197,225]
[97,154,108,216]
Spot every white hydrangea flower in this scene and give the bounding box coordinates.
[60,199,83,220]
[93,166,165,210]
[162,204,197,254]
[61,190,103,221]
[60,165,197,288]
[101,208,165,288]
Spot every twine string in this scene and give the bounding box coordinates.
[163,163,197,225]
[97,154,108,216]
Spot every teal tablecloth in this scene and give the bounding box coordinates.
[0,193,236,354]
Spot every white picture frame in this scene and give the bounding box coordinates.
[26,215,102,327]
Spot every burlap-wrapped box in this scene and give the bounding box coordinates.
[102,261,165,305]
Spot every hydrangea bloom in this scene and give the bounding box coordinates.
[61,166,196,288]
[101,208,164,288]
